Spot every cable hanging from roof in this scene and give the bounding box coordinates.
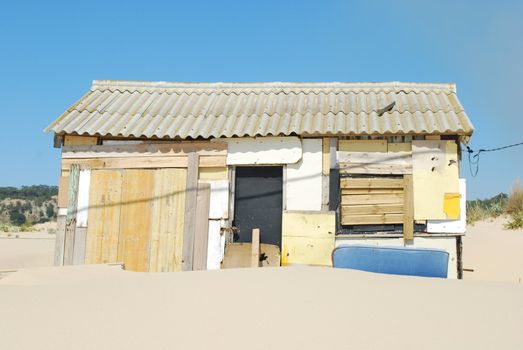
[465,141,523,177]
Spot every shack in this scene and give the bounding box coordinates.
[46,81,474,278]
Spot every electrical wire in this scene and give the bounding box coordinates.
[465,141,523,177]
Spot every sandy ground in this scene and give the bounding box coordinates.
[0,265,522,350]
[463,216,523,283]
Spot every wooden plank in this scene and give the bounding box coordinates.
[342,203,404,215]
[337,151,411,164]
[425,135,441,140]
[199,167,228,180]
[64,135,98,146]
[342,188,404,195]
[225,136,301,165]
[339,162,412,175]
[151,169,187,272]
[62,155,225,170]
[341,193,404,205]
[54,215,66,266]
[63,164,80,265]
[62,142,226,158]
[85,170,123,265]
[193,183,211,271]
[251,228,260,267]
[341,213,404,225]
[403,174,414,240]
[182,153,199,271]
[72,227,87,265]
[340,178,404,189]
[57,176,69,208]
[282,211,336,239]
[117,169,154,272]
[338,139,387,152]
[199,180,229,220]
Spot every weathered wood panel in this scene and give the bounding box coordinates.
[199,167,228,180]
[339,162,412,175]
[285,139,322,211]
[388,142,412,152]
[338,139,387,152]
[62,155,225,170]
[281,236,334,266]
[54,215,66,266]
[57,176,69,208]
[341,193,404,205]
[63,165,80,265]
[64,135,98,146]
[282,211,336,239]
[85,170,123,264]
[412,140,459,220]
[225,136,302,165]
[341,203,404,215]
[117,169,154,272]
[340,178,404,189]
[337,151,411,164]
[342,188,404,195]
[182,153,199,271]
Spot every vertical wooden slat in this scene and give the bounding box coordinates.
[72,227,87,265]
[85,170,123,264]
[118,169,154,272]
[403,174,414,241]
[54,215,66,266]
[150,168,187,272]
[63,164,80,265]
[193,183,211,271]
[182,153,199,271]
[251,228,260,267]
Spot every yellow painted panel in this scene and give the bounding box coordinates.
[388,143,412,152]
[282,211,335,238]
[281,236,334,266]
[339,140,387,152]
[412,141,459,220]
[443,193,461,220]
[198,167,228,180]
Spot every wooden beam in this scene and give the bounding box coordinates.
[403,174,414,241]
[64,135,98,146]
[54,215,66,266]
[72,227,87,265]
[342,188,404,195]
[251,228,260,268]
[193,183,211,271]
[337,151,412,164]
[57,176,69,208]
[182,153,199,271]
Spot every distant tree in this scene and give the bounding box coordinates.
[10,210,26,225]
[46,204,55,218]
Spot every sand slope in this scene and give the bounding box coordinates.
[1,265,522,350]
[464,217,523,282]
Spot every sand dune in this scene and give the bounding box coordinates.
[1,265,522,350]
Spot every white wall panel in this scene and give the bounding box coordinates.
[224,137,302,165]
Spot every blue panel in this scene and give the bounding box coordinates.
[332,245,449,278]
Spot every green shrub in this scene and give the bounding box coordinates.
[19,223,35,232]
[505,211,523,230]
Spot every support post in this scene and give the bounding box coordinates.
[193,183,211,271]
[251,228,260,268]
[403,174,414,242]
[182,152,200,271]
[63,164,80,265]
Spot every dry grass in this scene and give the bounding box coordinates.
[506,179,523,213]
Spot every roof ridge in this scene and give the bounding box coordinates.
[91,80,456,92]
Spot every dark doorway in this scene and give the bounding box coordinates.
[233,166,283,248]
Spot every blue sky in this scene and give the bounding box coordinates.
[0,0,521,199]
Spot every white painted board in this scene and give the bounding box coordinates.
[334,236,458,279]
[206,220,222,270]
[76,169,91,228]
[285,139,322,211]
[225,137,302,165]
[199,180,229,219]
[427,179,467,233]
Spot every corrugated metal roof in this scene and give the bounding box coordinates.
[45,81,474,139]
